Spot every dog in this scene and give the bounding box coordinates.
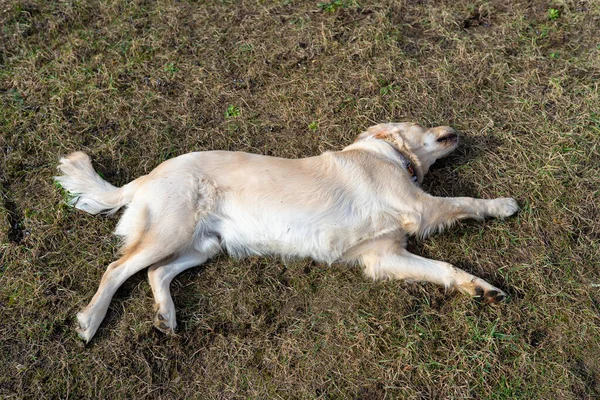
[55,122,518,342]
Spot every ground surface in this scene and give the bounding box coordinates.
[1,0,600,398]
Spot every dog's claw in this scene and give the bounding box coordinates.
[474,286,484,298]
[492,292,506,303]
[156,321,169,330]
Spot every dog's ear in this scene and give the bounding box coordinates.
[355,123,402,143]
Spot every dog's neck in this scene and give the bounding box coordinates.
[342,139,423,184]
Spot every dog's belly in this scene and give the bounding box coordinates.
[215,207,366,263]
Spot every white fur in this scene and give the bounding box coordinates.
[55,122,519,342]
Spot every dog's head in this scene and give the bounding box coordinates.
[355,123,459,179]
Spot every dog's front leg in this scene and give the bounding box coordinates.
[360,243,506,303]
[417,196,518,237]
[431,196,518,219]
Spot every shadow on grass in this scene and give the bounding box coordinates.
[424,132,504,198]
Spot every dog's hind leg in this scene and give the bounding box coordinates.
[360,241,506,303]
[148,248,218,334]
[76,204,196,342]
[76,240,175,343]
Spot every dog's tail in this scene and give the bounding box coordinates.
[54,151,139,215]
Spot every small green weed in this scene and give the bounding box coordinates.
[308,121,318,130]
[317,0,355,13]
[380,84,395,95]
[224,105,240,119]
[238,43,253,53]
[164,62,178,74]
[548,8,560,20]
[10,89,24,106]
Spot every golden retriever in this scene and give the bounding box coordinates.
[55,122,518,342]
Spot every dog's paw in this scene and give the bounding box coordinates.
[474,286,507,304]
[490,198,519,219]
[75,311,95,343]
[153,307,177,335]
[458,277,507,304]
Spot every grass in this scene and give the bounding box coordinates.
[1,0,599,398]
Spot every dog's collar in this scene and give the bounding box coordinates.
[343,139,421,184]
[380,141,419,185]
[395,151,419,185]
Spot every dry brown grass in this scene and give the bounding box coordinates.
[1,0,600,398]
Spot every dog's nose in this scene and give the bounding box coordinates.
[436,127,459,143]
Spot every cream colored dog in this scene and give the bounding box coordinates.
[56,123,518,342]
